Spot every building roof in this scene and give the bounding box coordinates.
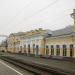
[51,26,73,37]
[9,26,74,38]
[8,28,52,39]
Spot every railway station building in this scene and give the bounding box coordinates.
[7,9,75,58]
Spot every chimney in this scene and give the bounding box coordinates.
[71,9,75,32]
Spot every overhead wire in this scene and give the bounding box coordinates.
[16,0,60,25]
[8,0,74,30]
[23,0,60,20]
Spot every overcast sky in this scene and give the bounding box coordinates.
[0,0,75,37]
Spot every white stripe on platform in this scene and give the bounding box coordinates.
[0,60,23,75]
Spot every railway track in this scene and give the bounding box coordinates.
[0,56,74,75]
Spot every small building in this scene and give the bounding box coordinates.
[7,32,26,53]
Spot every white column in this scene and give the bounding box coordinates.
[54,45,56,56]
[73,44,75,57]
[60,45,63,56]
[67,45,70,57]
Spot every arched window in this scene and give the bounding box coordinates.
[28,44,30,54]
[24,45,26,53]
[56,45,60,56]
[70,44,74,57]
[19,46,22,53]
[51,45,54,55]
[46,45,49,55]
[36,45,39,55]
[33,44,35,54]
[63,45,67,56]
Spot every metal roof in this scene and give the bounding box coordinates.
[52,26,73,36]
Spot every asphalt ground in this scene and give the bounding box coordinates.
[0,59,34,75]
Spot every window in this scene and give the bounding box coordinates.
[51,45,54,55]
[70,44,74,57]
[36,45,39,55]
[28,44,30,54]
[17,47,19,51]
[19,46,22,53]
[63,45,67,56]
[56,45,60,56]
[33,44,35,54]
[46,45,49,55]
[24,45,26,53]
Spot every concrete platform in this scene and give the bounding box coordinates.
[0,53,75,74]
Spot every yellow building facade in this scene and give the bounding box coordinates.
[45,33,75,57]
[7,32,25,53]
